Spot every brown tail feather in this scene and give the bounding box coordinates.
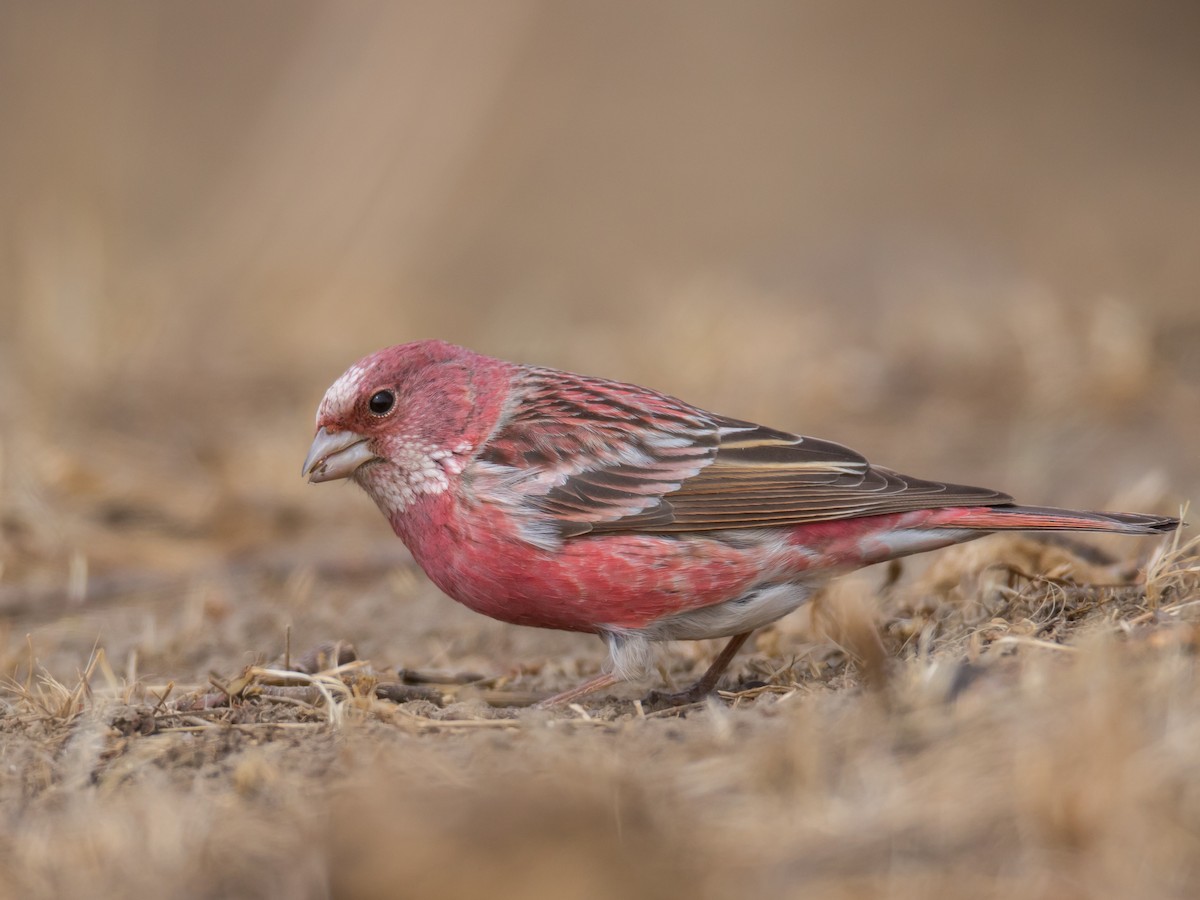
[953,505,1179,535]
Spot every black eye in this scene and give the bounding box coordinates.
[368,390,395,416]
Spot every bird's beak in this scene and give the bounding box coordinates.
[302,427,378,483]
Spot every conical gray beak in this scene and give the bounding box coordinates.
[302,427,378,483]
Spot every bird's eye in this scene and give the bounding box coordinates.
[368,390,396,416]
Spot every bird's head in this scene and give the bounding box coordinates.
[302,340,509,514]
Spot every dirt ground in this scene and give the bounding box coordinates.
[2,4,1200,898]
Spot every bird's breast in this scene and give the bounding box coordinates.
[389,491,780,634]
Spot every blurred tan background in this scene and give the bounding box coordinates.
[4,8,1200,896]
[1,1,1197,662]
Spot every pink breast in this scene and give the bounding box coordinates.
[391,493,764,633]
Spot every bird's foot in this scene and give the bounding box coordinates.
[640,631,755,711]
[640,683,720,711]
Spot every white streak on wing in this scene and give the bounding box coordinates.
[510,516,565,552]
[647,433,700,450]
[462,459,565,551]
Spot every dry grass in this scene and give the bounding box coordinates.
[2,529,1196,899]
[3,4,1200,898]
[2,535,1197,900]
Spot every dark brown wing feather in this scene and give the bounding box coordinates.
[584,416,1012,534]
[483,368,1011,538]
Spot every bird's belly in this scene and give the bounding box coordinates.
[635,578,830,641]
[393,496,773,634]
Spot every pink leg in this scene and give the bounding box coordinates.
[535,630,756,710]
[534,671,622,709]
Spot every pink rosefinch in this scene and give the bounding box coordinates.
[303,341,1178,706]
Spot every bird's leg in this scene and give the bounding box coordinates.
[534,671,622,709]
[644,630,754,708]
[533,631,755,710]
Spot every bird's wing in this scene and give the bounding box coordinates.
[478,367,1011,539]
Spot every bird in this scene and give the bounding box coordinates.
[302,340,1178,706]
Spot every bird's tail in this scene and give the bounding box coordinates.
[948,505,1179,536]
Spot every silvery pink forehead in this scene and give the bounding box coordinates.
[318,360,370,424]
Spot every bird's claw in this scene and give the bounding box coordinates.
[640,685,716,711]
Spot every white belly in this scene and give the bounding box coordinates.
[637,577,830,642]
